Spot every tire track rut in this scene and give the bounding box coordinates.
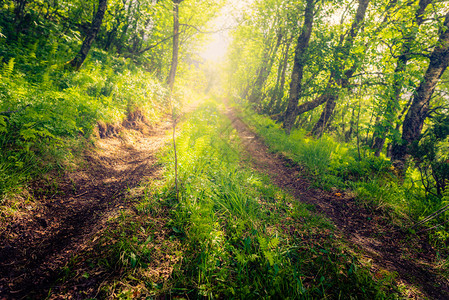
[225,105,449,299]
[0,122,170,299]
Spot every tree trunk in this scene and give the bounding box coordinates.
[311,90,338,136]
[270,35,294,115]
[345,105,356,142]
[266,35,293,114]
[311,0,370,137]
[371,0,431,156]
[13,0,28,35]
[245,17,277,102]
[282,0,317,133]
[391,12,449,167]
[249,31,283,104]
[167,0,184,91]
[276,37,293,112]
[68,0,108,70]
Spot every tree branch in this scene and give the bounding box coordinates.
[0,104,30,116]
[179,23,233,34]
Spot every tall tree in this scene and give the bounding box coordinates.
[167,0,184,91]
[282,0,318,133]
[371,0,431,156]
[266,33,294,114]
[282,0,395,125]
[69,0,108,70]
[311,0,370,136]
[391,11,449,167]
[281,0,371,134]
[13,0,28,34]
[248,30,284,104]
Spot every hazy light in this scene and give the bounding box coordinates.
[200,31,229,61]
[199,0,253,62]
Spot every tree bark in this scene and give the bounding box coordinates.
[167,0,184,91]
[13,0,28,35]
[345,105,356,142]
[68,0,108,71]
[282,0,317,133]
[311,0,370,137]
[266,34,293,115]
[248,31,283,104]
[391,11,449,167]
[272,35,293,114]
[371,0,431,156]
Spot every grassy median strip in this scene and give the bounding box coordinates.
[78,98,400,299]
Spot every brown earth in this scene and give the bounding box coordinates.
[0,119,170,299]
[225,105,449,300]
[1,101,448,299]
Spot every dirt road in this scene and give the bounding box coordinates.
[0,121,170,299]
[225,105,449,299]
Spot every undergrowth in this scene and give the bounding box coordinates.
[238,105,449,248]
[0,49,168,202]
[88,98,400,299]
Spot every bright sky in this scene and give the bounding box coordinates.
[199,0,254,62]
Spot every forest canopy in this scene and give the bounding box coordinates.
[1,0,449,298]
[227,0,449,165]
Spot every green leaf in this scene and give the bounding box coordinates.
[20,128,38,141]
[0,116,7,133]
[263,250,275,266]
[130,252,137,268]
[268,237,279,249]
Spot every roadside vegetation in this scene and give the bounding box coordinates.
[241,103,449,251]
[240,107,449,254]
[0,50,168,213]
[1,0,449,298]
[54,99,400,299]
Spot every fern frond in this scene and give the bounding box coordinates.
[2,58,15,78]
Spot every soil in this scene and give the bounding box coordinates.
[1,101,448,299]
[0,119,171,299]
[224,105,449,300]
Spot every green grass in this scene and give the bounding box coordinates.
[80,98,401,299]
[0,49,169,200]
[239,108,412,217]
[237,105,449,258]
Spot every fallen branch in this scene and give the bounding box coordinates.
[410,203,449,230]
[417,218,449,234]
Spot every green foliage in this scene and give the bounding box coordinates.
[239,108,412,217]
[239,104,449,247]
[0,48,168,199]
[2,57,14,77]
[410,114,449,197]
[143,99,400,299]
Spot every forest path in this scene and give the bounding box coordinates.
[0,120,171,299]
[225,104,449,299]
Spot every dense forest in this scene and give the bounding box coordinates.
[1,0,449,298]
